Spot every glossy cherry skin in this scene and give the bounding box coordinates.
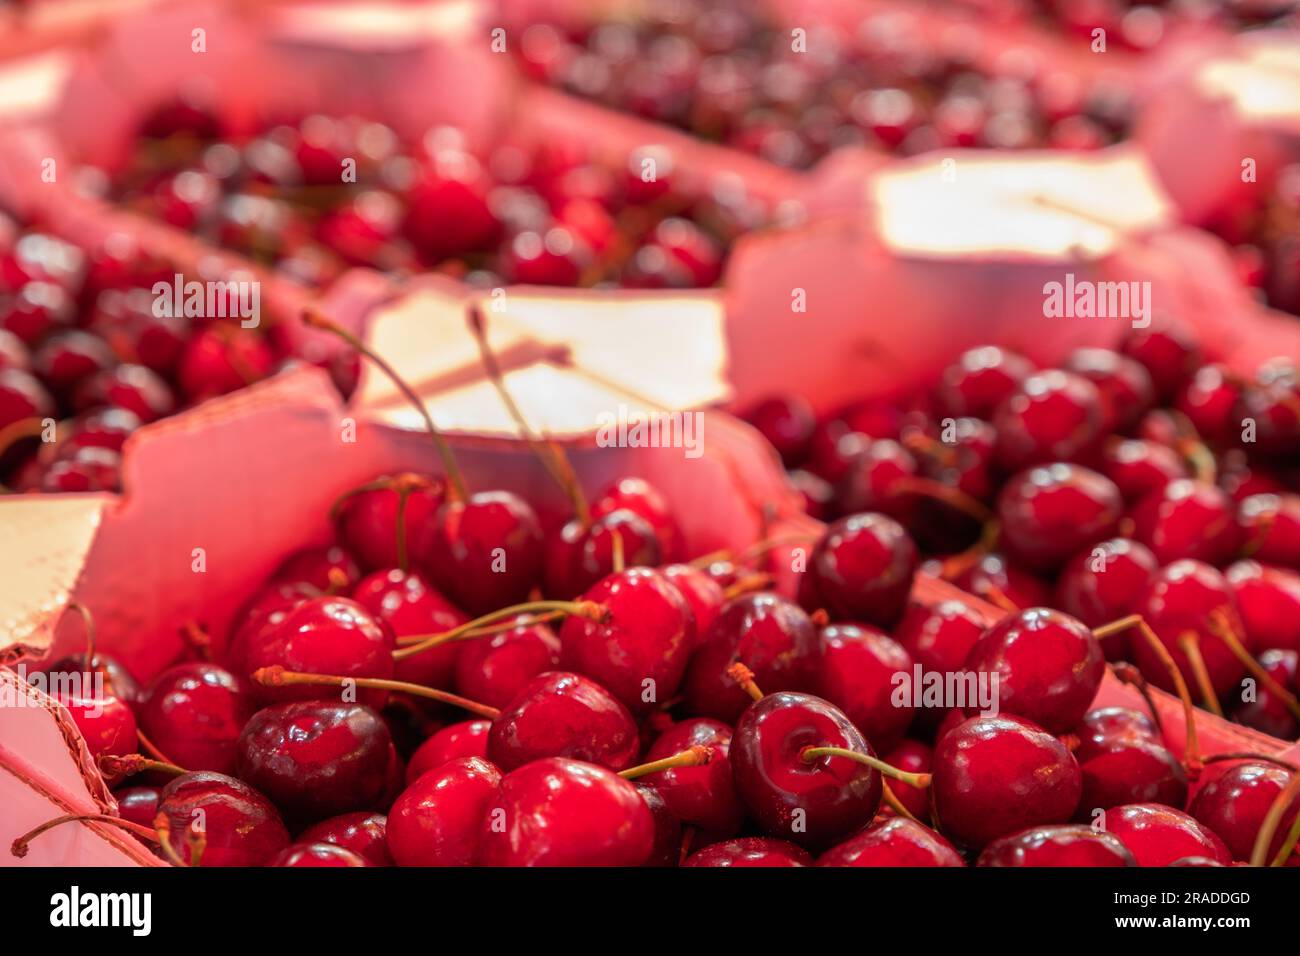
[642,718,744,835]
[222,581,314,674]
[1078,737,1188,814]
[1075,707,1158,756]
[387,756,502,867]
[808,513,918,628]
[834,439,918,521]
[937,347,1034,420]
[1100,438,1189,503]
[1237,493,1300,569]
[1175,363,1241,444]
[544,509,662,599]
[1063,347,1155,432]
[72,364,175,423]
[1231,649,1299,739]
[993,370,1104,471]
[731,692,882,850]
[454,618,560,708]
[137,663,255,774]
[271,544,361,593]
[266,843,370,867]
[244,596,395,706]
[590,476,684,562]
[1054,538,1158,655]
[1120,325,1202,401]
[113,786,161,828]
[1106,803,1231,867]
[477,757,655,867]
[55,687,137,762]
[894,599,986,677]
[817,623,914,751]
[0,367,54,432]
[882,739,933,821]
[744,394,816,466]
[1227,561,1300,653]
[406,720,492,784]
[235,701,393,822]
[156,772,290,867]
[1131,479,1240,566]
[40,447,123,492]
[298,811,392,866]
[954,552,1052,611]
[997,464,1122,571]
[682,837,812,868]
[487,671,639,772]
[661,563,725,641]
[1188,762,1297,863]
[931,715,1082,850]
[635,783,682,867]
[425,491,544,615]
[560,567,694,713]
[962,607,1104,734]
[818,818,965,867]
[334,480,444,572]
[682,592,820,722]
[977,825,1136,867]
[351,568,464,690]
[45,652,141,707]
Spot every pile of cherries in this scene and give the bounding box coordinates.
[1023,0,1298,48]
[1209,161,1300,318]
[515,0,1131,169]
[95,105,753,291]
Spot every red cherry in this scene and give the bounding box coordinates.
[1130,479,1240,566]
[641,718,744,835]
[682,837,812,867]
[406,719,491,784]
[930,715,1081,850]
[808,513,918,628]
[1234,376,1300,458]
[1227,561,1300,652]
[351,568,464,690]
[834,438,918,520]
[271,543,361,593]
[477,757,655,866]
[544,509,662,598]
[997,463,1122,571]
[40,447,123,493]
[1231,649,1299,739]
[882,739,933,821]
[222,581,314,674]
[137,662,255,774]
[977,824,1136,866]
[1077,733,1188,814]
[57,407,143,458]
[894,599,985,677]
[0,367,55,431]
[387,756,502,866]
[1100,438,1190,502]
[298,811,392,866]
[818,817,964,867]
[634,782,682,867]
[32,331,116,395]
[177,326,275,401]
[661,563,725,640]
[954,552,1053,611]
[590,476,684,562]
[1120,324,1202,401]
[817,622,914,751]
[72,364,175,423]
[1188,762,1298,863]
[743,394,816,466]
[993,370,1104,471]
[403,149,501,260]
[267,843,370,867]
[683,592,820,722]
[1063,347,1154,432]
[1106,803,1231,867]
[55,684,137,762]
[1054,538,1158,655]
[235,700,393,822]
[1175,363,1242,444]
[0,328,29,370]
[0,281,74,344]
[559,567,694,713]
[1238,493,1300,569]
[113,786,161,829]
[425,491,544,615]
[937,346,1034,420]
[155,771,290,867]
[454,618,560,708]
[487,671,639,772]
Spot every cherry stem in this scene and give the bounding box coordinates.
[688,533,818,572]
[250,666,501,720]
[618,745,712,780]
[799,746,933,789]
[136,727,180,766]
[393,599,607,659]
[893,475,994,525]
[1177,632,1224,718]
[723,573,774,601]
[302,309,468,502]
[1249,769,1300,867]
[0,416,47,464]
[881,780,920,823]
[1094,615,1201,774]
[11,814,158,859]
[466,305,590,526]
[939,520,1001,581]
[1110,662,1165,737]
[179,620,212,661]
[981,582,1021,614]
[325,568,350,596]
[726,662,764,702]
[98,754,186,778]
[1207,611,1300,722]
[610,526,626,574]
[185,827,207,868]
[394,610,567,646]
[1202,753,1299,773]
[152,814,189,868]
[395,482,411,574]
[59,601,97,674]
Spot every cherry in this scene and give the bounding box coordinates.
[1075,707,1159,755]
[962,607,1104,733]
[817,622,914,751]
[32,330,116,395]
[477,757,655,866]
[242,596,395,707]
[954,552,1052,612]
[1077,735,1188,814]
[1188,762,1298,863]
[351,568,464,690]
[544,508,662,598]
[114,786,161,828]
[682,837,811,868]
[40,447,123,492]
[743,394,816,466]
[977,824,1136,866]
[590,476,684,562]
[51,676,137,763]
[1063,347,1155,432]
[0,328,28,370]
[487,671,639,772]
[406,720,491,783]
[937,346,1034,419]
[833,438,918,520]
[1130,479,1240,566]
[683,592,820,722]
[1120,325,1202,401]
[661,563,725,640]
[1054,538,1158,653]
[136,662,255,774]
[0,281,74,344]
[72,364,175,423]
[235,700,393,822]
[1175,363,1242,444]
[335,476,445,572]
[402,148,502,261]
[0,367,54,432]
[640,718,744,835]
[894,599,985,677]
[559,567,694,713]
[1237,493,1300,569]
[1227,561,1300,652]
[634,782,682,867]
[45,650,141,707]
[1100,439,1190,502]
[222,581,314,673]
[996,463,1122,571]
[993,370,1104,471]
[882,739,933,821]
[267,843,370,867]
[818,817,964,867]
[426,491,544,615]
[1235,376,1300,459]
[807,513,918,628]
[156,771,290,867]
[298,811,392,866]
[1105,803,1231,867]
[1231,649,1299,739]
[930,715,1081,850]
[271,544,361,593]
[177,326,275,401]
[454,617,561,708]
[387,756,503,866]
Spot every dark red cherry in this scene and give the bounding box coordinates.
[963,607,1104,733]
[544,509,662,599]
[156,771,290,867]
[426,491,544,615]
[559,567,694,714]
[808,513,917,628]
[1175,363,1242,444]
[894,599,986,677]
[487,671,639,772]
[1227,561,1300,652]
[1106,803,1231,867]
[997,463,1122,571]
[882,739,933,821]
[351,568,464,690]
[403,149,501,260]
[641,718,744,835]
[58,407,143,459]
[993,370,1104,471]
[1231,649,1299,739]
[137,662,255,774]
[1054,538,1158,652]
[730,692,882,849]
[267,843,369,867]
[743,394,816,466]
[55,685,137,762]
[1063,347,1155,432]
[387,756,502,866]
[817,622,914,751]
[635,782,682,867]
[1077,736,1188,813]
[0,281,74,344]
[1075,707,1159,756]
[661,563,725,640]
[833,438,918,520]
[1134,560,1246,698]
[0,367,55,431]
[1120,324,1202,401]
[477,757,655,867]
[930,715,1081,850]
[1131,479,1240,566]
[682,592,820,722]
[1235,376,1300,458]
[818,817,964,867]
[177,326,275,401]
[590,476,684,562]
[937,346,1034,419]
[682,837,811,868]
[235,700,393,822]
[1189,762,1298,863]
[334,477,445,572]
[954,552,1053,611]
[406,720,491,784]
[455,618,560,708]
[271,544,361,593]
[977,824,1135,866]
[32,330,116,394]
[1100,438,1190,503]
[72,364,175,423]
[222,581,313,674]
[298,811,392,866]
[243,596,395,706]
[45,652,141,707]
[40,447,123,493]
[1237,493,1300,569]
[113,786,161,829]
